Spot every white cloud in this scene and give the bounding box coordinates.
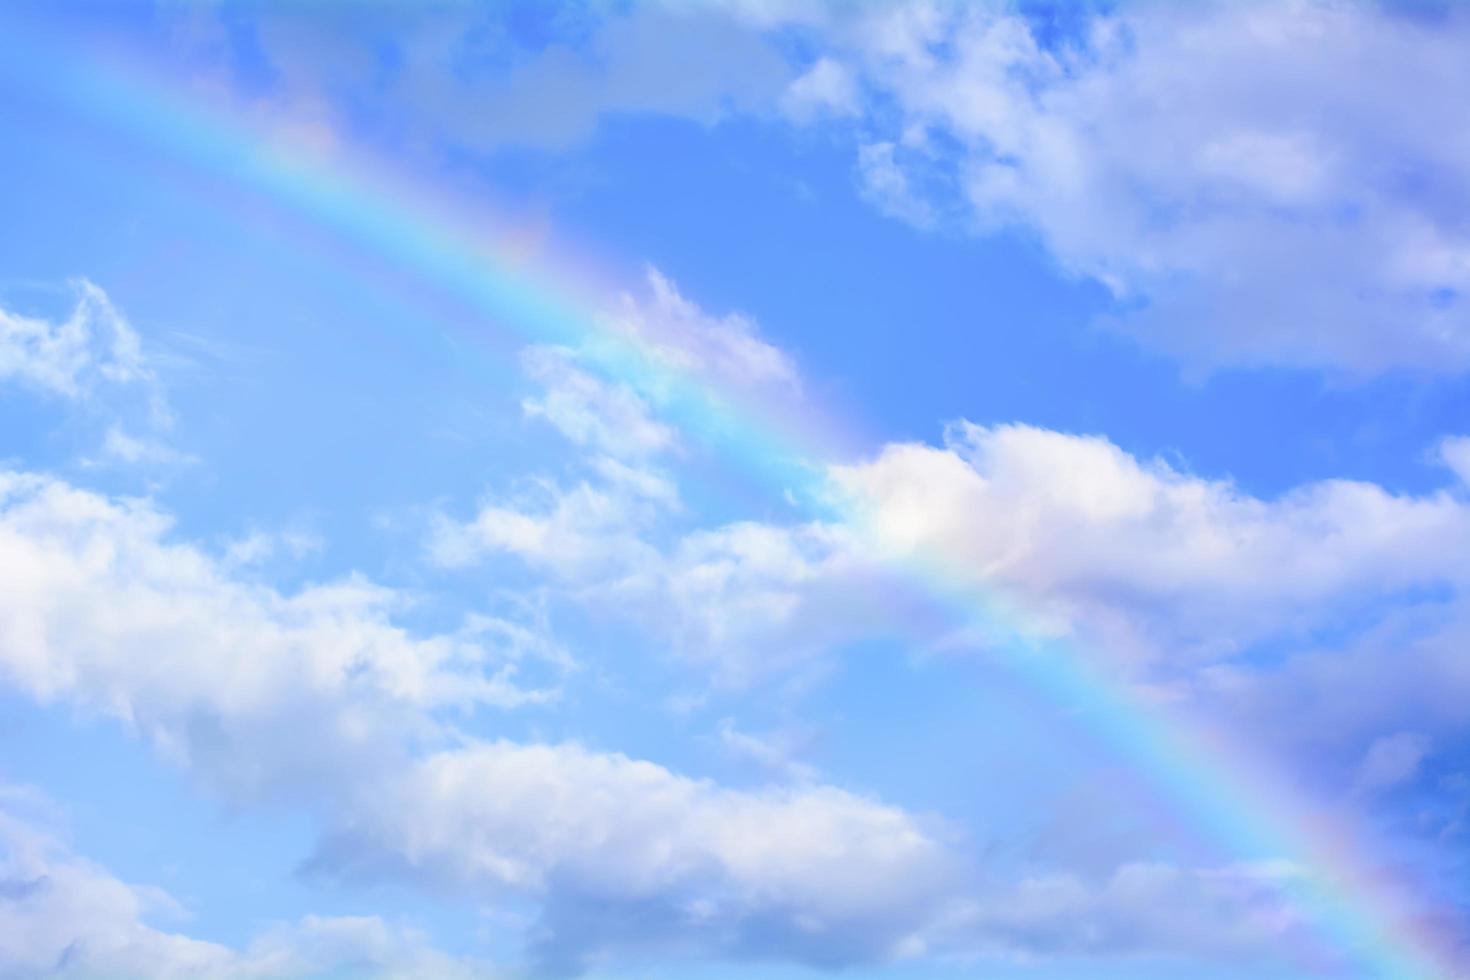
[433,465,907,689]
[856,141,938,229]
[91,425,196,469]
[0,470,970,972]
[438,294,901,688]
[0,470,552,802]
[1354,732,1434,795]
[0,280,150,399]
[0,796,491,979]
[832,421,1470,668]
[1440,435,1470,487]
[521,346,678,460]
[604,266,800,394]
[616,518,896,688]
[946,860,1321,966]
[780,57,860,121]
[310,739,956,974]
[130,4,1470,374]
[824,421,1470,826]
[0,281,180,468]
[715,718,820,784]
[799,2,1470,374]
[0,804,235,979]
[220,527,324,570]
[428,472,667,581]
[236,915,492,980]
[1190,596,1470,776]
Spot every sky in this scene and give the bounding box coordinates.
[2,1,1470,978]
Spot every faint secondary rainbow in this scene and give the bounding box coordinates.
[2,17,1459,980]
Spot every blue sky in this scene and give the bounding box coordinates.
[2,2,1470,978]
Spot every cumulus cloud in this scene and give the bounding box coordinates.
[435,268,906,687]
[825,420,1470,840]
[791,2,1470,374]
[310,740,956,975]
[0,795,491,979]
[0,470,972,972]
[450,353,1470,709]
[832,421,1470,667]
[444,395,1470,836]
[0,470,553,803]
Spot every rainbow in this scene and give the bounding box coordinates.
[1,14,1459,980]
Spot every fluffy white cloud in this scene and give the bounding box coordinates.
[833,421,1470,667]
[792,2,1470,374]
[310,740,956,974]
[0,470,970,972]
[0,794,490,980]
[455,399,1470,819]
[0,470,551,803]
[0,272,976,972]
[828,421,1470,830]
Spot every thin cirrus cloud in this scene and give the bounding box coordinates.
[0,279,179,466]
[0,280,150,399]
